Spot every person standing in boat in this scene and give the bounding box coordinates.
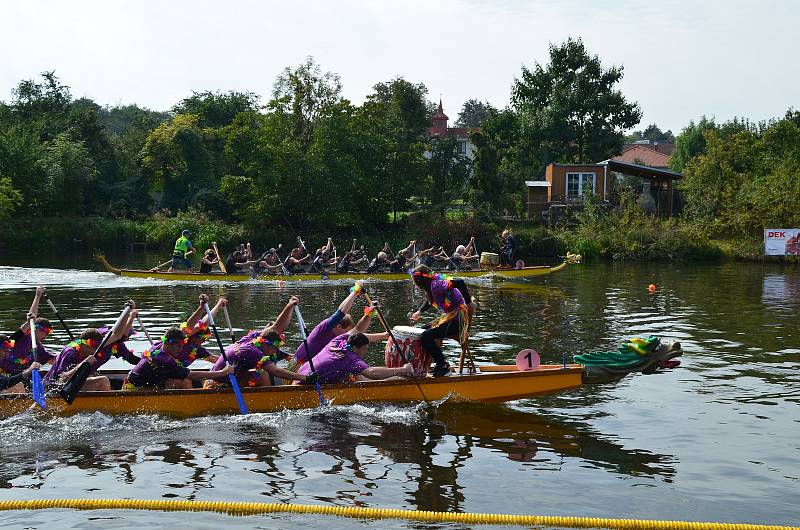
[168,230,195,272]
[291,281,365,368]
[500,229,517,267]
[409,265,476,377]
[44,301,140,391]
[297,301,411,385]
[0,286,55,393]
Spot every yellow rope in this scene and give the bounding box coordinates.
[0,499,796,530]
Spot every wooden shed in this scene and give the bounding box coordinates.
[525,180,551,218]
[544,164,609,203]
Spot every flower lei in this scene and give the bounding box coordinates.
[248,355,273,387]
[363,306,376,316]
[161,334,188,345]
[412,272,456,311]
[174,346,199,367]
[94,343,121,363]
[180,321,211,340]
[252,333,285,350]
[350,282,362,294]
[0,339,14,350]
[67,338,98,353]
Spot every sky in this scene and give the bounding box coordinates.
[1,0,798,134]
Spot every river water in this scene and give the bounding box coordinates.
[0,256,797,529]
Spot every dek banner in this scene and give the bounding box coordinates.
[764,229,800,256]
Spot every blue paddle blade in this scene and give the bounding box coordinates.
[31,370,46,410]
[314,381,327,406]
[228,374,249,415]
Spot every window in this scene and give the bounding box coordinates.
[457,140,467,154]
[566,172,596,199]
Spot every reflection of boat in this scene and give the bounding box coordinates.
[435,404,677,476]
[96,253,578,282]
[0,365,583,418]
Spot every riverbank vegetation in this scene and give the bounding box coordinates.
[1,39,798,261]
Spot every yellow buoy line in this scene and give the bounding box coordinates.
[0,499,796,530]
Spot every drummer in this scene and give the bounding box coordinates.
[409,265,476,377]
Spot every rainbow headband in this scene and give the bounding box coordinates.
[161,334,188,345]
[25,323,53,335]
[413,271,452,282]
[67,338,98,352]
[252,333,285,349]
[0,339,14,350]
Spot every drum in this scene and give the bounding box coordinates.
[480,252,499,266]
[385,326,436,377]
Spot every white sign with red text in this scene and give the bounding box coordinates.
[765,229,800,256]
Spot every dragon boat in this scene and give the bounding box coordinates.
[95,253,580,282]
[0,364,584,418]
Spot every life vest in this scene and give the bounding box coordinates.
[173,236,191,257]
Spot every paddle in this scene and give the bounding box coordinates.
[60,304,132,404]
[28,318,46,410]
[43,293,74,341]
[272,244,291,275]
[212,242,227,274]
[203,302,248,415]
[136,314,154,345]
[150,250,194,272]
[362,289,427,402]
[293,305,326,406]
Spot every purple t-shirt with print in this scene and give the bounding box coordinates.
[43,340,139,386]
[149,340,211,368]
[0,331,53,377]
[126,351,190,388]
[431,279,465,313]
[297,333,369,385]
[211,331,271,374]
[293,310,345,363]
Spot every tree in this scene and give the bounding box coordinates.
[625,123,674,143]
[36,133,98,211]
[455,99,494,127]
[511,37,641,170]
[0,177,22,221]
[425,135,470,213]
[365,77,430,222]
[173,91,259,128]
[271,56,342,149]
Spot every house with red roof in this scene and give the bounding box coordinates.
[613,140,674,168]
[425,100,479,159]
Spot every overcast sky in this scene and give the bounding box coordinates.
[2,0,797,133]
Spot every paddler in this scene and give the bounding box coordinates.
[168,229,195,272]
[283,243,311,273]
[198,249,219,274]
[43,300,140,391]
[296,303,412,385]
[0,339,40,393]
[0,286,55,393]
[409,265,476,377]
[389,240,416,272]
[335,240,368,273]
[311,238,336,272]
[447,237,479,271]
[204,295,308,387]
[292,281,364,367]
[122,295,226,390]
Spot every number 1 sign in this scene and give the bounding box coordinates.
[515,349,540,371]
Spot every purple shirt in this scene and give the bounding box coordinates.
[148,340,211,368]
[126,350,190,388]
[293,310,344,363]
[211,331,272,375]
[297,333,369,385]
[431,278,465,313]
[0,331,53,377]
[43,341,137,386]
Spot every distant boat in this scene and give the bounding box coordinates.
[96,253,580,282]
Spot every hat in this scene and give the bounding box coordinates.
[182,229,191,237]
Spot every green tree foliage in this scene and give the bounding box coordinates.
[36,133,98,211]
[625,123,674,144]
[455,99,494,127]
[511,37,641,169]
[680,115,800,234]
[425,135,470,213]
[670,117,717,172]
[0,177,23,220]
[173,91,259,128]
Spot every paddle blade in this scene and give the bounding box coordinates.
[228,374,249,415]
[31,370,46,409]
[59,361,92,404]
[313,381,327,406]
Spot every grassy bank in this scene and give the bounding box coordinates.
[0,209,774,262]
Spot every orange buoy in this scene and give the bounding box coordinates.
[648,284,656,293]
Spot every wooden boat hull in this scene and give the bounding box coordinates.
[0,365,583,418]
[96,254,569,282]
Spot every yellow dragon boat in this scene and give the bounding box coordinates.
[0,365,583,418]
[96,253,580,282]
